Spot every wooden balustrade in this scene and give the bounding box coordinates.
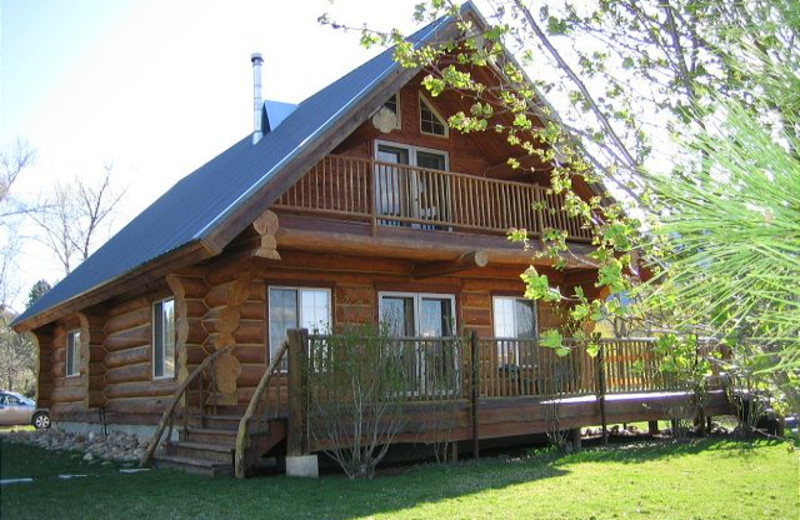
[273,154,593,241]
[597,338,685,393]
[298,333,693,403]
[307,334,464,402]
[234,341,288,478]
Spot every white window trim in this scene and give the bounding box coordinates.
[374,140,449,171]
[419,93,449,137]
[377,291,457,337]
[491,296,539,339]
[65,329,80,378]
[268,286,333,371]
[152,297,176,380]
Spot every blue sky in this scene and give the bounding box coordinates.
[1,0,425,310]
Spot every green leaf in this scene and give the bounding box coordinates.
[540,329,564,350]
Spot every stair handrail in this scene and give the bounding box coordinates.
[234,340,288,479]
[139,345,235,467]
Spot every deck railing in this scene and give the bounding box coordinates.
[300,333,706,403]
[273,154,593,241]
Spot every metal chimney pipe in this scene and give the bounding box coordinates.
[251,52,264,145]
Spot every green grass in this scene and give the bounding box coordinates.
[1,437,797,520]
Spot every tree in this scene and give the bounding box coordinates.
[0,278,49,395]
[306,325,409,479]
[27,280,52,309]
[32,163,125,274]
[336,0,799,412]
[0,139,36,308]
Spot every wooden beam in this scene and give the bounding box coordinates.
[411,250,489,279]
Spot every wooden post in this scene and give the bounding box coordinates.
[597,344,608,445]
[470,331,480,461]
[287,328,309,457]
[648,420,659,435]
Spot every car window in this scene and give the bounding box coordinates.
[6,396,20,405]
[0,395,8,405]
[20,396,35,406]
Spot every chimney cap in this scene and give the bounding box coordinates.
[251,52,263,64]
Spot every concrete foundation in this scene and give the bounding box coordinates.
[55,421,178,441]
[285,455,319,478]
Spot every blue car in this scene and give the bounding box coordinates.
[0,391,50,429]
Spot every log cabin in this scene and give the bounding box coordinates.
[12,2,730,477]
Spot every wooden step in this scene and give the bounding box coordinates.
[152,454,233,477]
[168,441,234,464]
[182,427,238,446]
[196,414,243,431]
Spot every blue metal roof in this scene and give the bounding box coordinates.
[14,10,458,328]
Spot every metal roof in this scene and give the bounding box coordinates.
[13,10,458,329]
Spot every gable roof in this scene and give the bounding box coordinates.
[13,6,467,331]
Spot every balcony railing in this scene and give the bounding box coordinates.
[273,155,593,241]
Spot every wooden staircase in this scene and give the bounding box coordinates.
[141,344,291,478]
[153,413,287,477]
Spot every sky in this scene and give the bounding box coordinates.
[0,0,430,311]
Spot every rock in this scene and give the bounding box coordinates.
[83,452,94,462]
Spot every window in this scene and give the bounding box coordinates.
[383,92,401,129]
[269,287,331,369]
[493,297,538,339]
[493,297,538,370]
[419,95,448,136]
[374,141,451,227]
[153,298,176,379]
[66,329,81,377]
[379,292,456,337]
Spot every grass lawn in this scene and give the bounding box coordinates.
[1,437,797,520]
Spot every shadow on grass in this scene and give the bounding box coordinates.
[552,437,783,467]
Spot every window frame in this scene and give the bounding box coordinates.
[65,329,81,378]
[378,291,458,337]
[418,93,449,137]
[374,140,449,171]
[152,297,176,380]
[383,92,402,130]
[491,296,539,340]
[267,286,333,370]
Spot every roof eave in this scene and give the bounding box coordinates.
[12,240,215,333]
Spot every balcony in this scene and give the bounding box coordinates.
[273,155,593,242]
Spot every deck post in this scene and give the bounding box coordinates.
[597,344,608,445]
[286,328,318,477]
[470,331,480,461]
[287,328,309,457]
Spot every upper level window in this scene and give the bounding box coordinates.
[419,95,448,137]
[269,287,331,370]
[153,298,176,379]
[383,93,401,129]
[66,329,81,377]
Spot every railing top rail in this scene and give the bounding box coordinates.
[309,334,464,342]
[369,157,547,192]
[234,340,289,479]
